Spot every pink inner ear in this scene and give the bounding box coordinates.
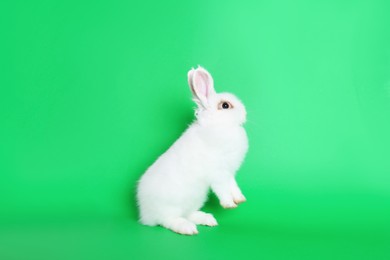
[187,69,194,89]
[193,71,210,98]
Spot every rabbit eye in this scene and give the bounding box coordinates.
[218,101,233,110]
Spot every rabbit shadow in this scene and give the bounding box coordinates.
[127,182,139,221]
[202,193,226,215]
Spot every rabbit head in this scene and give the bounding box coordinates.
[188,66,247,126]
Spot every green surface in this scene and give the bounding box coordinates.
[1,0,390,259]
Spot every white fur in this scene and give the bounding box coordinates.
[137,66,248,235]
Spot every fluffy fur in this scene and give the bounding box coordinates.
[136,66,248,235]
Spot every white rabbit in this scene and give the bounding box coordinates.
[136,66,248,235]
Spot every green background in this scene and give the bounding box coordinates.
[1,0,390,259]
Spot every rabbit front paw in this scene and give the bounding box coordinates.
[233,194,246,204]
[220,200,237,209]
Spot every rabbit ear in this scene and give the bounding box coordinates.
[188,66,216,108]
